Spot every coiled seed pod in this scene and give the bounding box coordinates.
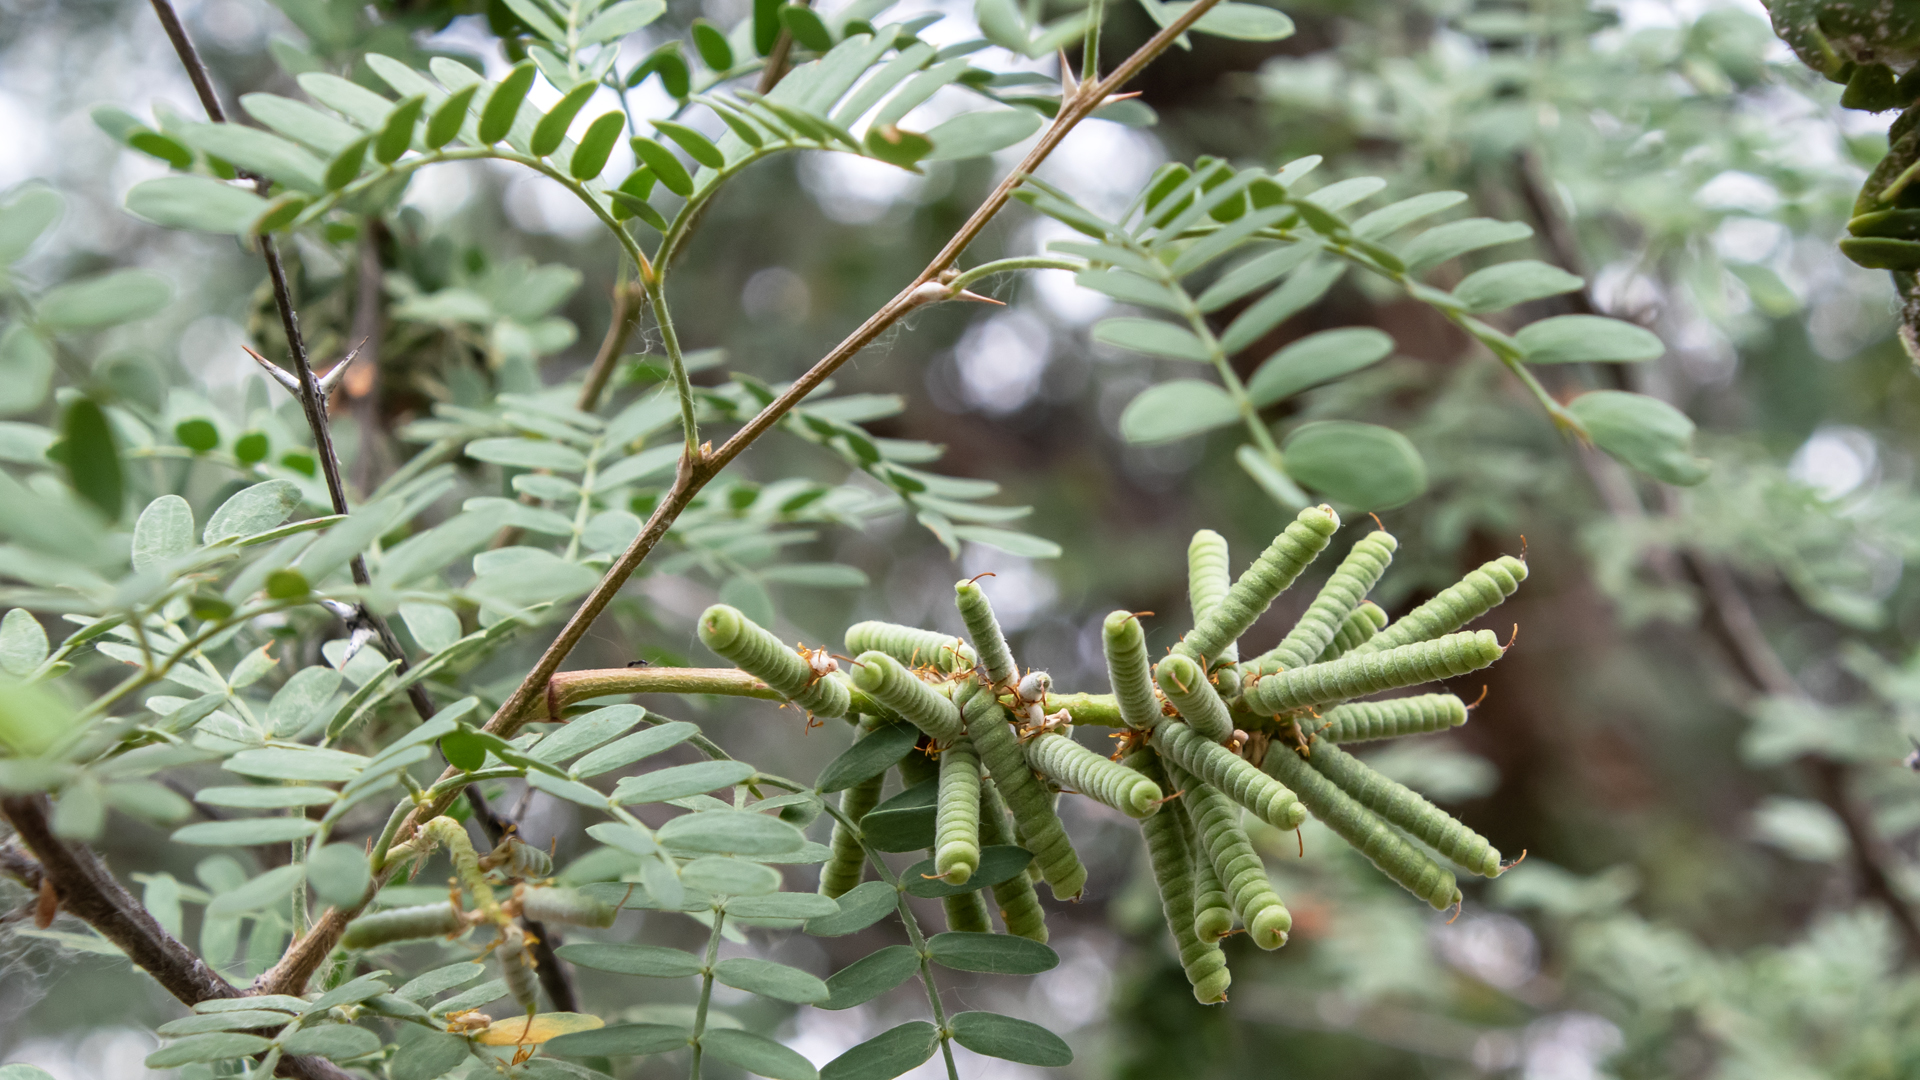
[1306,741,1500,877]
[943,889,993,933]
[1254,531,1398,674]
[498,837,553,881]
[1265,746,1461,910]
[698,604,850,717]
[1155,653,1234,743]
[1176,505,1340,665]
[518,886,617,928]
[1185,801,1235,945]
[978,777,1047,942]
[935,736,983,883]
[850,651,964,742]
[1187,529,1236,663]
[498,924,539,1015]
[1358,556,1527,655]
[1314,602,1388,664]
[1243,631,1504,715]
[1152,719,1304,830]
[820,716,889,898]
[423,816,498,915]
[1126,750,1229,1003]
[955,579,1018,686]
[1168,761,1290,950]
[1103,611,1161,731]
[963,687,1085,900]
[1319,693,1468,743]
[1026,729,1162,818]
[845,620,977,674]
[341,903,463,949]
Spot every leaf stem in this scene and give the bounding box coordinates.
[689,908,726,1080]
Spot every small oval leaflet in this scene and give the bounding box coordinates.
[700,1028,819,1080]
[948,1011,1073,1067]
[144,1032,273,1069]
[156,1010,291,1036]
[1516,314,1664,365]
[556,941,704,978]
[819,944,921,1011]
[1247,327,1395,407]
[280,1024,380,1060]
[901,845,1032,898]
[172,817,321,846]
[658,809,805,855]
[804,879,898,937]
[925,931,1059,975]
[1567,390,1710,486]
[1119,380,1239,446]
[616,759,756,804]
[1283,421,1428,511]
[713,957,831,1003]
[725,891,840,919]
[681,855,781,896]
[817,720,919,793]
[544,1022,690,1058]
[820,1021,938,1080]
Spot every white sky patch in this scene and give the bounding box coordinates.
[0,90,52,190]
[1695,170,1780,214]
[177,315,260,401]
[8,1026,172,1080]
[1522,1012,1624,1080]
[742,266,813,321]
[400,159,478,223]
[502,167,604,237]
[1712,217,1786,263]
[954,308,1052,414]
[959,544,1058,632]
[1433,913,1540,990]
[1032,119,1163,220]
[1790,426,1878,500]
[799,151,927,224]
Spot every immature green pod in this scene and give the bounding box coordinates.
[963,686,1085,900]
[1103,611,1162,731]
[943,889,994,933]
[978,778,1047,942]
[1265,746,1461,910]
[935,736,983,883]
[1025,729,1162,818]
[821,716,890,898]
[1254,531,1398,674]
[955,579,1018,686]
[340,903,463,949]
[849,651,963,741]
[499,924,539,1015]
[1359,556,1526,655]
[698,604,850,717]
[1127,750,1229,1004]
[495,837,552,880]
[518,886,618,928]
[1243,630,1504,714]
[423,816,497,914]
[1169,761,1290,950]
[1154,653,1234,743]
[1187,529,1236,663]
[1184,800,1236,945]
[1176,506,1340,665]
[1151,719,1304,830]
[1319,693,1468,743]
[1306,741,1500,876]
[845,621,977,674]
[1314,601,1388,663]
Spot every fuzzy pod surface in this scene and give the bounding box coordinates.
[698,604,850,717]
[943,889,994,934]
[1265,745,1461,910]
[1103,611,1162,731]
[1154,653,1234,743]
[820,716,890,898]
[1315,602,1388,663]
[499,924,539,1015]
[849,651,964,742]
[1170,761,1290,950]
[1128,750,1230,1003]
[1026,729,1162,818]
[963,686,1085,900]
[845,620,977,674]
[978,777,1048,942]
[955,579,1018,686]
[341,903,463,949]
[1319,693,1468,743]
[1187,529,1236,663]
[1152,719,1305,830]
[1184,798,1237,945]
[1176,505,1340,665]
[935,735,984,883]
[1358,555,1527,655]
[1243,630,1504,714]
[1306,741,1501,876]
[1254,531,1398,674]
[518,886,617,928]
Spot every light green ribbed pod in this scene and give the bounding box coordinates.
[955,579,1017,686]
[1265,744,1461,910]
[341,902,463,949]
[519,886,617,928]
[1154,653,1233,743]
[1175,505,1340,665]
[1168,761,1290,950]
[500,925,538,1015]
[1315,601,1388,663]
[1187,529,1236,664]
[850,651,964,741]
[1306,741,1501,876]
[1126,749,1229,1004]
[1026,729,1162,818]
[820,716,890,899]
[1254,531,1398,675]
[935,735,984,883]
[1358,556,1527,655]
[979,777,1048,942]
[943,889,994,933]
[1151,719,1304,830]
[1103,611,1162,730]
[1319,693,1468,743]
[845,620,977,674]
[698,604,851,717]
[1244,630,1503,715]
[1183,797,1236,944]
[963,684,1085,900]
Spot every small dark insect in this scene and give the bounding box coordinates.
[1904,737,1920,771]
[626,659,651,668]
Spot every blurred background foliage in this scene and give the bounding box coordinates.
[4,0,1920,1075]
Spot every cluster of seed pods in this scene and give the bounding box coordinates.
[699,506,1528,1003]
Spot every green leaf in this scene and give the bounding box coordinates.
[157,1010,292,1036]
[582,0,667,42]
[0,609,48,676]
[719,574,776,629]
[131,495,195,571]
[545,1023,690,1057]
[817,721,918,793]
[691,20,735,69]
[398,603,462,654]
[713,957,830,1003]
[630,136,694,196]
[396,961,485,1003]
[126,176,269,234]
[859,778,937,852]
[1302,176,1386,214]
[630,42,691,97]
[225,747,366,782]
[197,786,336,809]
[1283,420,1427,510]
[1516,314,1663,364]
[652,120,725,169]
[179,123,328,193]
[267,666,343,738]
[1074,268,1185,312]
[1091,317,1212,361]
[1451,260,1583,313]
[724,891,839,918]
[804,880,897,936]
[573,721,701,778]
[206,864,306,917]
[925,932,1058,974]
[310,971,393,1012]
[526,770,613,808]
[145,1033,274,1068]
[1119,379,1239,445]
[760,563,870,588]
[1568,390,1710,485]
[682,856,781,896]
[779,3,836,50]
[571,112,626,179]
[205,480,304,544]
[1247,327,1395,406]
[1196,243,1315,312]
[924,109,1043,161]
[374,95,425,164]
[478,62,537,144]
[901,845,1031,897]
[819,945,919,1010]
[947,1011,1072,1066]
[532,705,645,764]
[424,84,481,150]
[192,995,309,1015]
[0,186,62,266]
[389,1029,471,1079]
[306,842,372,907]
[1188,1,1295,39]
[820,1022,939,1080]
[951,526,1060,559]
[614,760,756,804]
[241,93,362,155]
[658,809,805,854]
[38,270,170,331]
[173,817,323,846]
[61,398,122,521]
[1351,191,1467,240]
[533,81,600,158]
[279,1025,380,1060]
[700,1029,818,1080]
[1401,217,1532,276]
[466,437,589,472]
[1218,260,1345,354]
[0,329,53,417]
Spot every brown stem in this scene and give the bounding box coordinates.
[347,221,388,495]
[576,279,648,413]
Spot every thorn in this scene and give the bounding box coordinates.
[953,288,1005,305]
[316,338,368,395]
[1057,49,1079,99]
[241,345,302,394]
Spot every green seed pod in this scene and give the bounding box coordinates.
[1151,719,1304,830]
[1319,693,1468,743]
[1314,601,1388,663]
[698,604,850,717]
[1184,800,1236,944]
[1127,750,1230,1004]
[1264,745,1461,910]
[943,889,994,933]
[845,620,977,674]
[340,903,463,949]
[954,579,1018,686]
[963,686,1085,900]
[1254,531,1398,674]
[1306,741,1500,877]
[423,816,497,914]
[1103,611,1162,731]
[1155,653,1234,743]
[499,924,540,1015]
[1243,631,1504,715]
[495,837,553,881]
[518,886,618,928]
[820,716,889,898]
[849,651,964,741]
[978,778,1048,941]
[1168,761,1290,950]
[1358,556,1526,656]
[1187,529,1236,663]
[935,736,984,883]
[1025,729,1162,818]
[1176,506,1340,665]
